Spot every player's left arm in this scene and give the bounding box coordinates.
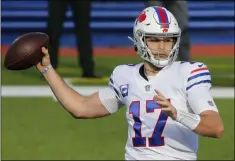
[155,89,224,138]
[186,86,224,138]
[183,62,224,138]
[154,62,224,138]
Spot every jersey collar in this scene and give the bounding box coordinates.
[139,64,149,81]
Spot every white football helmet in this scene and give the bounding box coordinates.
[128,6,181,68]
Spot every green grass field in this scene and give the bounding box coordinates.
[1,98,234,160]
[2,56,234,86]
[1,55,234,160]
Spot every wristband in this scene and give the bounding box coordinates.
[40,65,53,75]
[176,110,201,130]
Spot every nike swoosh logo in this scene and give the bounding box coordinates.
[198,64,203,67]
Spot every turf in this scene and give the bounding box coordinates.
[1,56,234,86]
[2,98,234,160]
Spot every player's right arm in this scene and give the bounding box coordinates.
[36,47,122,119]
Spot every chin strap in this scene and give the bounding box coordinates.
[128,36,147,54]
[127,36,135,44]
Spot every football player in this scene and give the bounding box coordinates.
[37,6,224,160]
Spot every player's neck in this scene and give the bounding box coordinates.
[144,62,162,76]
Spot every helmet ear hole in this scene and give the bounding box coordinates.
[134,46,138,52]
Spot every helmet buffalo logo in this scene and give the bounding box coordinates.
[162,28,168,33]
[137,11,146,23]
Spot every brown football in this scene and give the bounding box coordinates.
[4,32,49,70]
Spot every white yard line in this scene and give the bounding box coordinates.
[1,86,234,99]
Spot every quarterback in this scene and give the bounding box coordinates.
[36,6,224,160]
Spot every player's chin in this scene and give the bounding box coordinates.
[152,53,168,59]
[153,55,168,59]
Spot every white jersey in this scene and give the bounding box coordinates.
[102,61,218,160]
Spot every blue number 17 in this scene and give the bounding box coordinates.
[129,100,168,147]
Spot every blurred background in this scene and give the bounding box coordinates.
[1,0,234,160]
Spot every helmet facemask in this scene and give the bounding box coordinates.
[131,29,181,68]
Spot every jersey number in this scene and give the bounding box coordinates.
[129,100,169,147]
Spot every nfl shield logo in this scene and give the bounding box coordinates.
[145,85,151,92]
[207,101,214,106]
